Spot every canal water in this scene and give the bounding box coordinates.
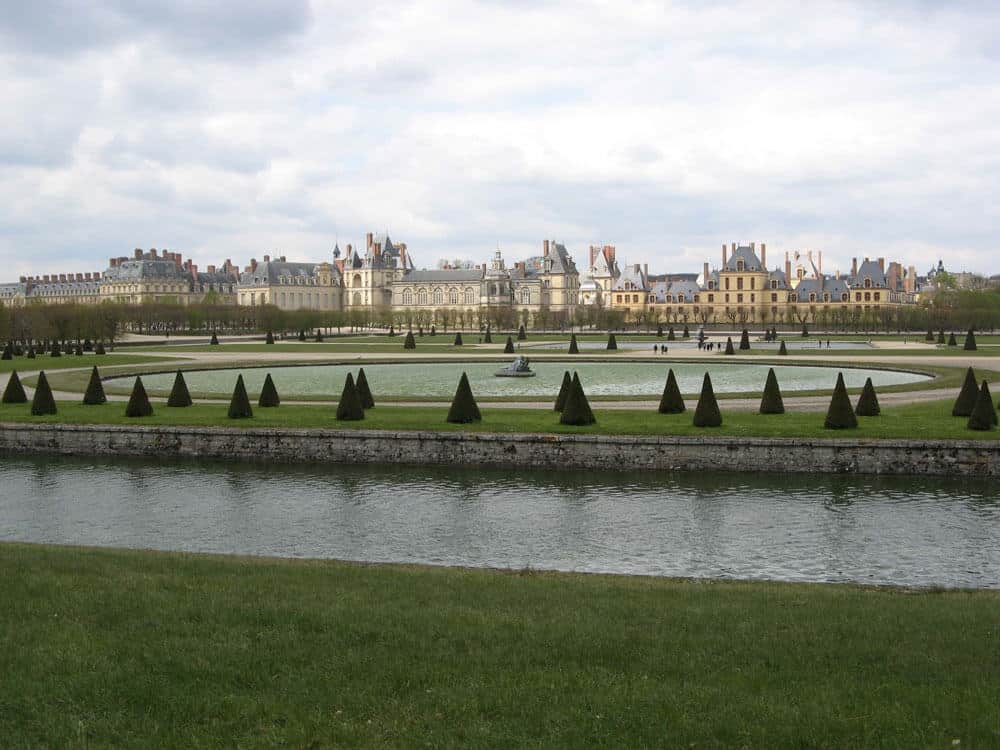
[1,455,996,588]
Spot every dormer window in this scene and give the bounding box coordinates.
[864,278,872,288]
[737,260,745,271]
[770,280,777,289]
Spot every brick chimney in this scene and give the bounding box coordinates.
[851,257,858,277]
[784,251,791,281]
[877,256,885,274]
[643,263,648,279]
[263,254,270,263]
[731,242,736,253]
[250,258,257,273]
[399,245,406,267]
[150,248,157,258]
[703,262,710,285]
[134,248,142,259]
[366,232,373,249]
[76,273,83,281]
[543,239,550,257]
[605,245,615,263]
[760,243,766,268]
[280,256,286,262]
[207,265,216,273]
[722,243,727,268]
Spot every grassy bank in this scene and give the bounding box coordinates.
[0,353,176,374]
[2,398,999,440]
[1,543,997,747]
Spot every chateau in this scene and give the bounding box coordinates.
[0,235,924,326]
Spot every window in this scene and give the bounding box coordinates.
[841,293,849,302]
[520,288,531,304]
[418,289,428,305]
[771,293,778,302]
[708,281,715,290]
[433,288,443,305]
[449,289,458,305]
[855,293,862,301]
[737,260,745,271]
[770,280,777,289]
[616,294,623,303]
[707,294,714,303]
[864,278,872,288]
[864,292,871,301]
[737,278,743,290]
[632,294,639,303]
[725,278,730,290]
[464,288,475,305]
[737,294,744,303]
[403,289,413,305]
[874,292,880,301]
[750,278,755,290]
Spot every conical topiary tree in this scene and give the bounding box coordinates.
[50,344,61,358]
[683,325,690,338]
[484,326,492,344]
[964,328,977,351]
[453,332,463,346]
[554,370,573,411]
[265,330,275,345]
[656,325,663,337]
[210,332,219,345]
[95,342,106,355]
[925,330,935,343]
[658,368,685,414]
[2,370,27,404]
[228,374,253,418]
[315,331,324,342]
[124,376,153,418]
[739,328,750,350]
[258,373,280,408]
[778,340,788,355]
[336,372,364,421]
[27,347,36,359]
[937,331,945,345]
[356,368,374,409]
[947,332,957,347]
[560,371,595,425]
[692,372,721,427]
[504,336,515,354]
[667,327,676,341]
[606,333,617,350]
[1,342,11,360]
[855,377,880,417]
[430,325,436,336]
[952,367,979,417]
[517,325,527,341]
[418,327,423,337]
[30,371,56,415]
[801,324,809,337]
[446,372,481,423]
[167,371,193,407]
[823,372,857,429]
[724,337,735,355]
[759,368,785,414]
[968,380,998,431]
[403,330,416,349]
[82,366,106,405]
[568,334,579,354]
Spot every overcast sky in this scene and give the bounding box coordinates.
[2,0,998,279]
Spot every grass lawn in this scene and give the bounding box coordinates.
[0,353,176,374]
[2,398,998,440]
[1,543,997,748]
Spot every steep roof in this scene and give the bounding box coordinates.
[850,260,887,288]
[399,269,482,283]
[239,261,336,286]
[724,246,764,272]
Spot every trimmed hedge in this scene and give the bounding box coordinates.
[2,370,27,404]
[446,372,481,424]
[403,331,416,349]
[560,371,595,426]
[692,373,721,427]
[210,333,219,345]
[355,368,375,409]
[554,370,572,412]
[657,369,685,414]
[855,377,880,417]
[823,372,857,429]
[504,336,515,354]
[739,329,750,350]
[724,337,735,355]
[167,371,193,407]
[228,374,253,419]
[759,368,784,415]
[607,334,617,351]
[952,367,979,417]
[27,347,36,359]
[82,366,107,406]
[454,332,463,346]
[124,377,153,418]
[568,334,579,354]
[964,328,977,351]
[778,340,788,355]
[30,371,57,415]
[968,380,998,431]
[258,373,280,408]
[936,331,945,345]
[335,373,365,421]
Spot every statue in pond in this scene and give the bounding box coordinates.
[495,356,535,378]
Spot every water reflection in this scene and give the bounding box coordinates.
[1,455,997,588]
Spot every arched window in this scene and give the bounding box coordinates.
[433,288,443,305]
[449,288,458,305]
[352,291,361,306]
[353,274,362,288]
[418,289,428,305]
[464,288,475,305]
[402,289,413,306]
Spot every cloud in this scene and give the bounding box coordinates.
[0,0,999,280]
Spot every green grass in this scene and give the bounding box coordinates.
[1,543,997,748]
[0,354,175,374]
[2,399,998,440]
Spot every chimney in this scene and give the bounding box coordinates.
[207,265,216,273]
[399,245,406,267]
[43,275,49,282]
[134,248,142,259]
[366,232,373,249]
[150,248,157,258]
[84,273,91,280]
[878,256,885,273]
[174,254,182,269]
[819,251,822,273]
[760,243,766,268]
[346,244,352,254]
[731,242,736,252]
[643,263,648,279]
[703,261,710,284]
[589,245,596,269]
[263,254,270,263]
[543,239,550,257]
[280,256,286,262]
[750,241,755,251]
[76,273,83,281]
[189,263,198,281]
[722,244,727,268]
[605,245,615,263]
[784,252,791,282]
[250,258,257,273]
[851,257,858,276]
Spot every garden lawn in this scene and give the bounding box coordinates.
[0,354,175,374]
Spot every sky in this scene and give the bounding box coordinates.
[1,0,998,280]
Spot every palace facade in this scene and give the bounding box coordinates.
[0,236,923,325]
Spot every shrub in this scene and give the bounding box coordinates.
[658,369,685,414]
[356,368,374,409]
[759,368,785,414]
[258,373,280,408]
[30,371,57,415]
[446,372,481,423]
[560,371,595,425]
[568,334,579,354]
[964,328,977,351]
[947,332,957,346]
[167,371,193,407]
[26,347,36,359]
[430,325,436,336]
[403,331,416,349]
[668,327,676,341]
[517,325,526,341]
[210,332,219,345]
[823,372,857,429]
[82,366,106,405]
[484,326,492,344]
[925,330,935,342]
[50,344,61,358]
[692,373,722,427]
[265,330,275,345]
[952,367,979,417]
[504,336,515,353]
[227,374,253,419]
[336,373,365,421]
[298,330,306,342]
[315,331,324,343]
[724,337,735,355]
[2,370,27,404]
[739,329,750,350]
[453,332,463,346]
[855,377,880,417]
[683,325,689,338]
[95,342,106,355]
[656,325,663,337]
[124,377,153,418]
[388,325,395,337]
[778,340,788,355]
[968,380,998,431]
[937,331,945,345]
[74,345,83,356]
[1,343,11,360]
[554,370,572,412]
[606,333,617,350]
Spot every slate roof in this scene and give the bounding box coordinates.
[103,259,190,281]
[795,276,850,297]
[768,269,789,290]
[724,246,764,272]
[850,260,887,288]
[613,264,647,291]
[239,261,335,286]
[399,269,483,284]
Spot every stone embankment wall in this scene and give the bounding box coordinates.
[1,423,998,476]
